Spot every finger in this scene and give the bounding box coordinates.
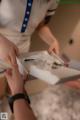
[9,51,17,66]
[55,48,59,55]
[4,69,12,80]
[5,69,12,75]
[65,81,80,89]
[14,45,20,56]
[5,55,18,73]
[11,63,20,77]
[50,45,59,55]
[48,47,53,54]
[21,74,28,81]
[48,47,59,55]
[52,48,56,54]
[5,55,12,65]
[4,70,12,91]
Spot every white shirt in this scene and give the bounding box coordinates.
[0,0,59,53]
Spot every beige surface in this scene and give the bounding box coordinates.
[0,76,49,96]
[63,21,80,60]
[25,80,49,95]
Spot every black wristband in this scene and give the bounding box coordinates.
[8,93,30,113]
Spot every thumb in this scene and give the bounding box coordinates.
[48,46,53,54]
[4,69,12,78]
[48,46,59,55]
[55,48,59,55]
[14,46,20,57]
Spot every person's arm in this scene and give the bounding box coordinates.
[14,99,36,120]
[65,80,80,89]
[37,24,59,54]
[5,64,36,120]
[36,1,60,54]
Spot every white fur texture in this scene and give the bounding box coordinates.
[31,85,80,120]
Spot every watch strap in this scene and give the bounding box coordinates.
[8,93,30,113]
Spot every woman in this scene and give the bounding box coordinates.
[0,0,59,65]
[0,0,79,97]
[0,0,60,96]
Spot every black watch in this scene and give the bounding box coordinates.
[8,93,30,113]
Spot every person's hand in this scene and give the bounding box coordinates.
[0,35,19,65]
[4,64,25,95]
[65,80,80,89]
[48,40,59,54]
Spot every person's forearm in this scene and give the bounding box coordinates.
[0,34,8,43]
[14,99,36,120]
[0,34,5,41]
[38,25,57,45]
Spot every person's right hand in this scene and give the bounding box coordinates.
[0,35,19,65]
[65,80,80,89]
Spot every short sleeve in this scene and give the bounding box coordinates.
[46,0,60,17]
[43,0,60,24]
[40,0,60,25]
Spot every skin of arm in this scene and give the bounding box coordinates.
[5,64,36,120]
[37,23,59,54]
[14,99,36,120]
[37,22,80,89]
[65,80,80,89]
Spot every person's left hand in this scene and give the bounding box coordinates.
[65,80,80,89]
[48,40,59,54]
[4,63,25,95]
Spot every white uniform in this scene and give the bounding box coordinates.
[0,0,59,54]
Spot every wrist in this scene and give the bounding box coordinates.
[8,93,30,113]
[12,89,24,95]
[48,38,56,46]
